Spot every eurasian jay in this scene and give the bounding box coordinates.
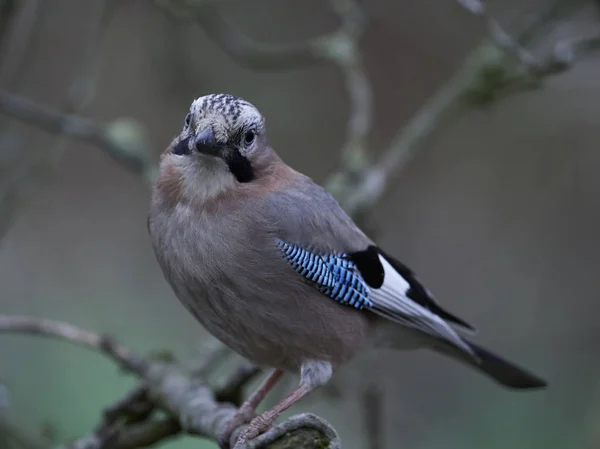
[147,93,547,448]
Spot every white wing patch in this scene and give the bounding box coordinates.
[370,255,474,356]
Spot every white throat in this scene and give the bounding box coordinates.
[177,156,237,204]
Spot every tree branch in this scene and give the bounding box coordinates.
[456,0,540,67]
[335,0,594,216]
[0,315,145,374]
[0,91,156,182]
[0,315,340,449]
[457,0,600,102]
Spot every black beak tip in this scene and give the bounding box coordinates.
[194,127,216,152]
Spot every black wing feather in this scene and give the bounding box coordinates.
[350,246,476,332]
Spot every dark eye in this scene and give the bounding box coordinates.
[244,130,255,145]
[184,113,191,129]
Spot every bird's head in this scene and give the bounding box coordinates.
[158,94,276,205]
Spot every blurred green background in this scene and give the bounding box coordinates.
[1,0,599,448]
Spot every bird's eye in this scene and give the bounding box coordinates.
[184,113,191,129]
[244,130,255,145]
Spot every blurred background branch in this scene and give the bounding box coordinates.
[0,315,145,373]
[0,0,114,241]
[338,0,600,218]
[0,91,156,182]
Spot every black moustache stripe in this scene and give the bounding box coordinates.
[224,148,254,183]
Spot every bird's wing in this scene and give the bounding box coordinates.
[266,176,476,356]
[361,247,476,334]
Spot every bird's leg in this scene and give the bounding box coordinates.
[232,360,332,449]
[237,368,284,417]
[232,383,313,448]
[218,368,284,449]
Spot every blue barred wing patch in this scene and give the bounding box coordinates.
[276,240,373,309]
[276,240,336,287]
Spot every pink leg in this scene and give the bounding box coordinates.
[240,368,284,412]
[232,382,315,449]
[218,369,284,449]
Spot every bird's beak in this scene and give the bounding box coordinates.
[194,126,219,156]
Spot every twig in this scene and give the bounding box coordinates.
[0,315,145,374]
[336,0,590,216]
[457,0,600,97]
[0,91,156,182]
[456,0,540,68]
[538,31,600,74]
[178,5,326,70]
[158,0,364,71]
[322,0,373,208]
[334,50,479,215]
[0,91,103,138]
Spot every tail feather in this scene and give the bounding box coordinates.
[435,340,547,390]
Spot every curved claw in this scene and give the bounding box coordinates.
[218,406,257,449]
[232,414,275,449]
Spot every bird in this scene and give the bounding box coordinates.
[147,93,547,448]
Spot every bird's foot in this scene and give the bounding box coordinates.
[231,413,275,449]
[218,405,257,449]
